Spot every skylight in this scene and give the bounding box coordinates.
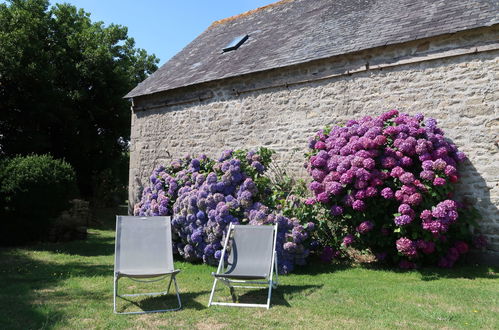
[223,35,249,52]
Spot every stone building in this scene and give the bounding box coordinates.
[126,0,499,254]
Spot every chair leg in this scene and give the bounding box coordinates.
[220,278,237,302]
[114,274,182,314]
[208,278,218,307]
[173,276,182,309]
[273,252,279,289]
[166,275,173,294]
[209,278,274,308]
[266,280,273,310]
[113,275,118,313]
[229,286,237,302]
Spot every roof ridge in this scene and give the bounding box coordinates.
[209,0,295,28]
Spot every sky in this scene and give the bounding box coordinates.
[48,0,277,66]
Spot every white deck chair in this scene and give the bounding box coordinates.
[208,223,278,309]
[113,216,181,314]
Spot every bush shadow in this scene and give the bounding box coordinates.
[292,260,353,276]
[299,257,498,281]
[416,265,498,281]
[358,261,498,281]
[449,137,498,262]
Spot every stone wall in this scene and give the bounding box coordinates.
[129,26,499,251]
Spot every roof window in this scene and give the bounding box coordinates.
[223,35,248,52]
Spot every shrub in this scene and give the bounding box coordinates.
[0,154,78,245]
[305,110,477,268]
[135,148,313,274]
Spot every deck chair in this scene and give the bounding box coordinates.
[208,223,278,309]
[113,216,181,314]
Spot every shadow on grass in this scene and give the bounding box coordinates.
[116,290,210,313]
[292,260,352,276]
[29,230,115,257]
[416,265,498,281]
[293,257,498,282]
[0,246,114,330]
[213,284,323,307]
[357,260,498,281]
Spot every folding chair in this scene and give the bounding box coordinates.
[113,216,181,314]
[208,223,278,309]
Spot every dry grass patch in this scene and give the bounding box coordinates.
[196,318,228,330]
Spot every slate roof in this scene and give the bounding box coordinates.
[126,0,499,98]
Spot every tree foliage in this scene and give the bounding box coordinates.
[0,0,158,199]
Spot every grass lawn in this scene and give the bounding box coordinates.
[0,212,498,329]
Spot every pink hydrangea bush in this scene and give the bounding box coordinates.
[306,110,478,268]
[135,148,313,274]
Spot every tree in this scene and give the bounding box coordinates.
[0,0,158,201]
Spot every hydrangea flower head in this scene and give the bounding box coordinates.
[357,221,374,234]
[396,237,417,257]
[342,234,355,246]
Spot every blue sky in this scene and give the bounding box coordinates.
[48,0,277,65]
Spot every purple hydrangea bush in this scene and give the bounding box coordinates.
[306,110,479,268]
[133,156,195,217]
[135,148,313,274]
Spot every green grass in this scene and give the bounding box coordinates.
[1,214,498,329]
